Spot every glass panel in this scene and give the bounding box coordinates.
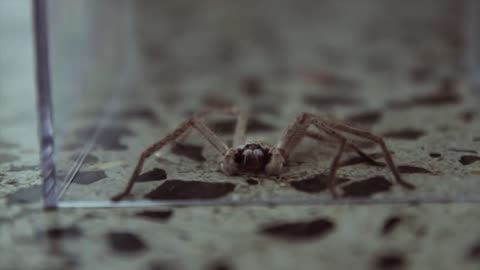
[41,0,140,205]
[40,0,480,208]
[1,1,43,205]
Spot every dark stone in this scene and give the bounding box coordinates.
[389,78,460,109]
[374,253,406,269]
[242,77,264,97]
[459,155,480,165]
[171,143,206,162]
[61,142,83,151]
[69,170,107,185]
[83,154,99,164]
[106,231,148,254]
[97,127,135,151]
[69,153,99,164]
[209,260,232,270]
[469,242,480,260]
[59,251,80,269]
[7,184,42,204]
[290,174,351,193]
[246,179,259,185]
[460,110,475,123]
[342,176,392,197]
[304,94,361,108]
[0,153,19,164]
[42,226,83,240]
[137,168,168,182]
[76,126,135,151]
[149,260,177,270]
[135,209,173,221]
[438,77,457,93]
[202,96,234,108]
[7,165,38,172]
[397,165,432,174]
[345,110,383,126]
[0,140,18,149]
[340,152,384,167]
[209,118,276,134]
[382,128,426,140]
[381,216,402,235]
[410,65,434,83]
[260,218,335,240]
[429,153,441,158]
[306,72,359,91]
[247,118,277,133]
[356,141,378,149]
[115,108,159,125]
[145,180,236,200]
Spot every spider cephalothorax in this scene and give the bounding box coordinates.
[234,143,272,172]
[111,107,414,201]
[220,142,286,177]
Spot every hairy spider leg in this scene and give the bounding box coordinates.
[276,112,414,196]
[307,127,381,196]
[305,131,385,167]
[176,107,248,147]
[312,114,415,190]
[111,117,229,201]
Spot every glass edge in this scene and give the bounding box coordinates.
[56,194,480,209]
[33,0,58,208]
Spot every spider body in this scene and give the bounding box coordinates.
[111,108,414,201]
[232,143,273,172]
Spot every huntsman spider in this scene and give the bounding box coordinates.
[111,107,414,201]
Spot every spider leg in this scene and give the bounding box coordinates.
[276,113,366,162]
[311,114,415,190]
[276,113,311,159]
[309,125,387,196]
[231,109,248,147]
[111,117,229,201]
[313,127,347,197]
[276,112,413,196]
[305,131,385,167]
[176,107,248,147]
[275,114,349,195]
